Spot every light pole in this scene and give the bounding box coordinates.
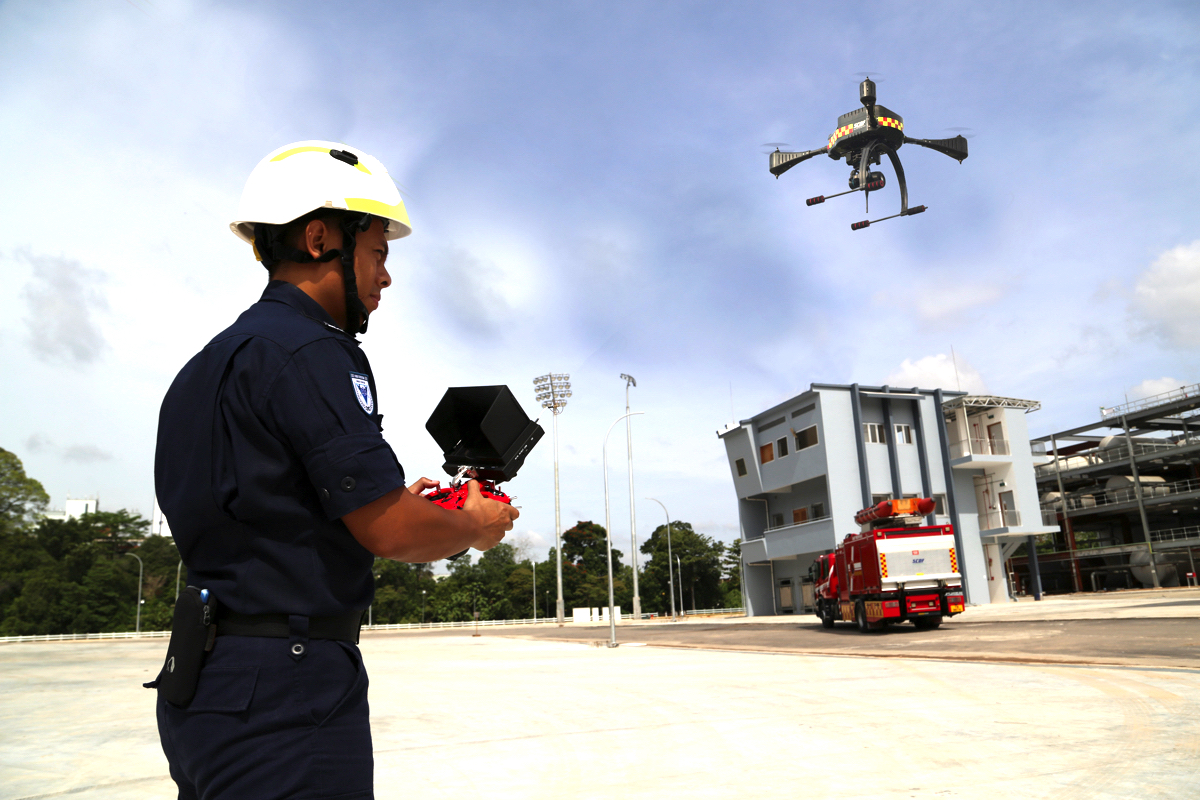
[604,411,644,647]
[620,374,642,620]
[531,559,537,621]
[125,552,143,634]
[677,554,684,615]
[534,373,571,625]
[421,589,426,626]
[646,498,676,621]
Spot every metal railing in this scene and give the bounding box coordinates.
[1101,382,1200,419]
[1058,477,1200,512]
[978,509,1021,531]
[1035,439,1183,478]
[0,629,172,645]
[1150,525,1200,544]
[764,512,831,533]
[682,607,745,617]
[951,437,1011,459]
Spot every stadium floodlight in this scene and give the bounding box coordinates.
[533,373,571,624]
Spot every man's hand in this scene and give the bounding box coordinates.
[406,477,441,495]
[460,480,519,552]
[343,478,518,562]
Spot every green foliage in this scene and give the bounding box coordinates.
[0,448,49,536]
[0,460,172,634]
[639,521,727,613]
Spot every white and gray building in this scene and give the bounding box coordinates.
[718,383,1058,615]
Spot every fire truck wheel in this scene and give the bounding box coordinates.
[855,601,872,633]
[913,615,943,630]
[820,604,835,629]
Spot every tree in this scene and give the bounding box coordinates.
[721,539,744,608]
[0,448,49,536]
[640,521,725,613]
[560,521,624,611]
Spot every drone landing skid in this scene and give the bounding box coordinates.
[851,205,927,231]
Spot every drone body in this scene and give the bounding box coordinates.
[770,78,968,230]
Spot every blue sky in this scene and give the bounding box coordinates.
[2,0,1198,558]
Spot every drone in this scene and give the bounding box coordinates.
[769,77,968,230]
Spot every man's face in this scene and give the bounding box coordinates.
[353,219,391,313]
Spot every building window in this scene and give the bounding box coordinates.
[871,493,892,505]
[735,458,747,477]
[759,442,774,464]
[793,507,808,525]
[770,512,784,528]
[811,502,826,519]
[794,425,818,451]
[863,422,886,443]
[777,436,789,457]
[933,494,947,515]
[894,424,913,444]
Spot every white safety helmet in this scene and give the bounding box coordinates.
[231,141,411,335]
[231,140,412,247]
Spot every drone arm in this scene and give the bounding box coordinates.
[769,147,828,177]
[880,144,909,214]
[902,134,969,162]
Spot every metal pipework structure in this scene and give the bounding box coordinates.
[604,411,644,647]
[534,373,571,624]
[620,373,642,621]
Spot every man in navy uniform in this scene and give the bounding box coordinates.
[153,141,518,799]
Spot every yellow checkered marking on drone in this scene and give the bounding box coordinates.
[828,117,904,147]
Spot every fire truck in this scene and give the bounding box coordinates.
[810,497,965,632]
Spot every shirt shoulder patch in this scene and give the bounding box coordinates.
[349,372,374,414]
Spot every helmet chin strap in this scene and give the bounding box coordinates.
[254,212,375,336]
[338,213,373,336]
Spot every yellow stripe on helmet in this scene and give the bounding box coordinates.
[271,146,372,174]
[344,196,411,229]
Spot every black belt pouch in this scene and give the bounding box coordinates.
[146,586,219,707]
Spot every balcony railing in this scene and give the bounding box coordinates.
[950,437,1011,459]
[978,509,1021,531]
[746,512,832,539]
[1030,441,1048,456]
[1041,507,1060,526]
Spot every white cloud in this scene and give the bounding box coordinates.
[18,251,110,366]
[885,353,989,394]
[63,445,113,464]
[874,283,1004,326]
[1129,377,1187,401]
[1130,240,1200,349]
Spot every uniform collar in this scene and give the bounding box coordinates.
[260,280,354,338]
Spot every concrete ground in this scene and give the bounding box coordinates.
[2,590,1198,800]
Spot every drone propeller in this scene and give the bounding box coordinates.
[761,142,791,153]
[903,134,969,162]
[944,127,976,139]
[850,205,926,231]
[769,147,828,177]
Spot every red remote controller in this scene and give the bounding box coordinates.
[421,479,512,510]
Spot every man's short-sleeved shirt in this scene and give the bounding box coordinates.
[154,281,405,616]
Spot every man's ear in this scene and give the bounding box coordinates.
[304,219,339,260]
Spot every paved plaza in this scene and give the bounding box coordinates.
[2,591,1198,799]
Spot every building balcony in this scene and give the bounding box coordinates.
[979,509,1020,531]
[741,515,835,564]
[950,437,1015,468]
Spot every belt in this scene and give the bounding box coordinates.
[217,610,363,644]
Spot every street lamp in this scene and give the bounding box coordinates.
[677,554,684,616]
[534,373,571,625]
[620,373,642,620]
[604,411,644,647]
[530,558,537,621]
[421,589,426,626]
[125,552,143,634]
[646,497,676,622]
